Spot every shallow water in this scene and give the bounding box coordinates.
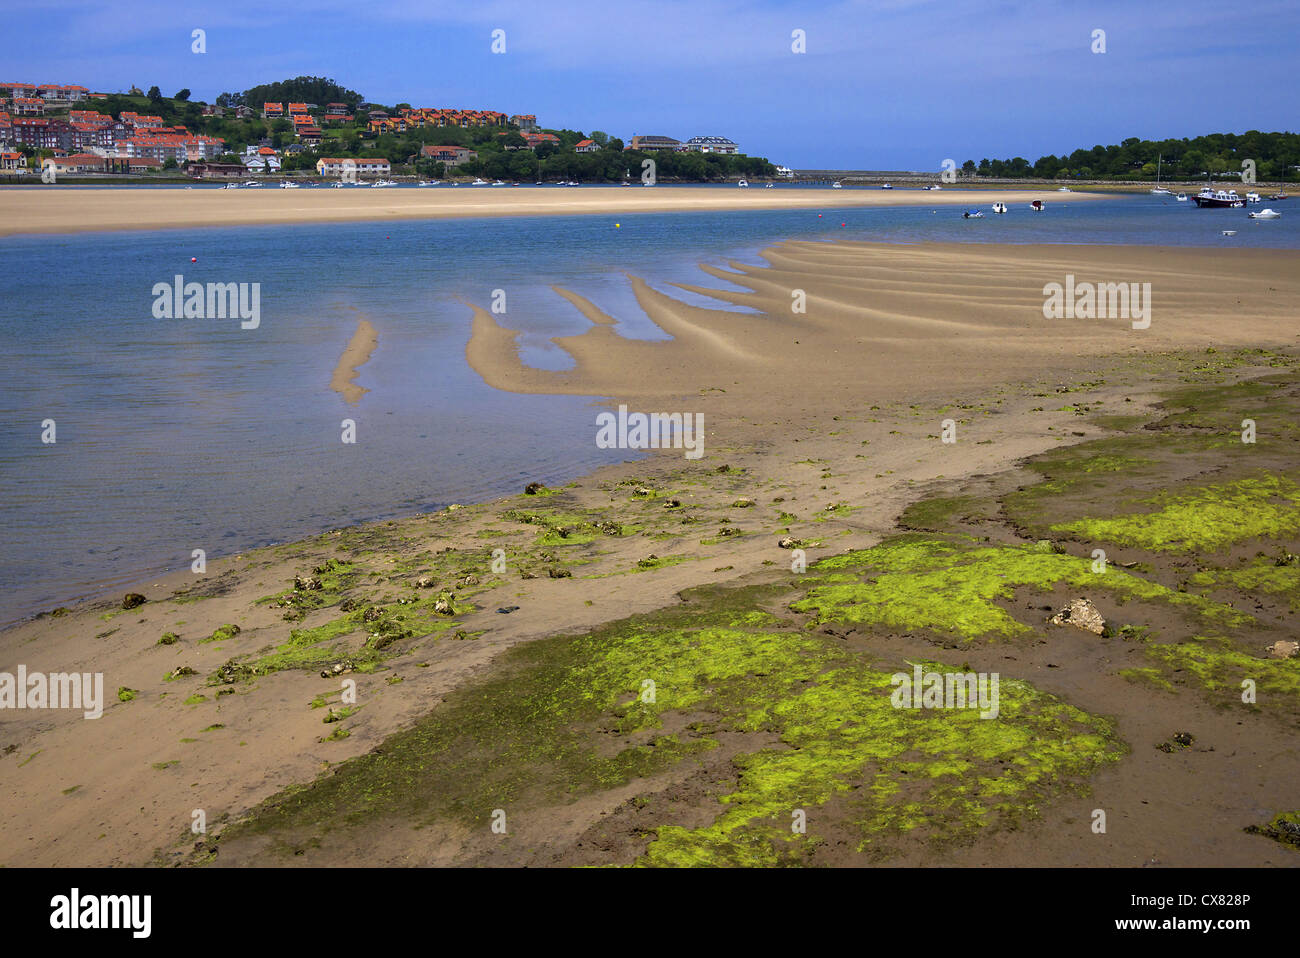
[0,194,1295,621]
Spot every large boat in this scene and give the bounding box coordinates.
[1191,187,1245,208]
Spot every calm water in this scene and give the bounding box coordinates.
[1,192,1296,621]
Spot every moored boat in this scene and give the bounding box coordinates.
[1248,208,1281,219]
[1192,187,1245,208]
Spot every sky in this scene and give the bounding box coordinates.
[8,0,1298,169]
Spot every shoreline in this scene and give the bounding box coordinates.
[3,237,1298,867]
[0,187,1109,238]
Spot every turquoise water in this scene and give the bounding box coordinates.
[1,193,1296,621]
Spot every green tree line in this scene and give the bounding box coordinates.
[966,132,1299,181]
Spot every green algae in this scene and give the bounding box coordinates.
[1052,475,1300,553]
[790,534,1244,642]
[213,582,1121,865]
[1245,811,1300,850]
[1143,636,1300,708]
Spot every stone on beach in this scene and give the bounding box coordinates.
[1049,598,1106,635]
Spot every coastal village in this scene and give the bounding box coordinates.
[0,80,757,181]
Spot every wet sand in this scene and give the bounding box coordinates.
[0,186,1107,237]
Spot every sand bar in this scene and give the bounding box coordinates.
[329,318,378,404]
[0,187,1106,237]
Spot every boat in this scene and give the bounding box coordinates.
[737,179,749,188]
[223,182,239,189]
[1222,230,1237,236]
[471,178,488,186]
[1246,191,1262,203]
[1030,200,1044,211]
[992,202,1007,214]
[765,182,774,188]
[1057,187,1071,192]
[242,180,260,188]
[881,183,892,189]
[962,210,984,219]
[831,181,843,189]
[332,182,344,188]
[1149,154,1171,194]
[1266,192,1288,201]
[924,184,942,191]
[1248,208,1281,219]
[492,180,506,186]
[1191,187,1245,208]
[1175,192,1188,202]
[279,181,299,189]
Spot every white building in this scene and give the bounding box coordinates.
[685,135,739,155]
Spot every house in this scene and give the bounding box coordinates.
[420,144,477,167]
[12,97,45,116]
[315,157,391,177]
[286,102,310,117]
[630,135,681,152]
[0,151,27,171]
[46,153,105,174]
[510,114,538,131]
[235,105,255,119]
[202,104,225,117]
[262,102,283,118]
[574,139,599,153]
[188,162,246,178]
[522,132,560,150]
[326,102,349,115]
[243,154,282,172]
[685,135,739,155]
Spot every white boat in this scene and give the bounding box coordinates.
[280,181,300,189]
[881,183,892,189]
[332,182,344,188]
[831,181,843,189]
[737,179,749,188]
[1175,192,1188,201]
[492,180,506,186]
[962,210,984,219]
[925,184,942,191]
[1249,208,1281,219]
[472,178,488,186]
[1030,200,1045,211]
[765,182,774,188]
[992,202,1007,214]
[242,180,260,188]
[1151,187,1173,195]
[1246,192,1262,203]
[1057,186,1071,192]
[1150,154,1170,194]
[1222,230,1237,236]
[224,183,239,189]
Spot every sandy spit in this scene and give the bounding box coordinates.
[0,187,1107,237]
[329,319,378,405]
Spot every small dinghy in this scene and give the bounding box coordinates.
[1030,200,1044,211]
[1175,192,1188,201]
[992,202,1007,214]
[1222,230,1237,236]
[962,210,984,219]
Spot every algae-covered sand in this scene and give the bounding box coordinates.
[127,351,1299,867]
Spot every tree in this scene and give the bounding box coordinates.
[163,157,178,170]
[147,86,162,102]
[961,160,976,175]
[175,89,191,101]
[591,130,609,147]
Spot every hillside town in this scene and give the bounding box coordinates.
[0,79,768,181]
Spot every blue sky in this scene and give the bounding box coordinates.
[10,0,1298,168]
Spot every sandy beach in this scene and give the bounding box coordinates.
[2,238,1298,868]
[0,186,1106,237]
